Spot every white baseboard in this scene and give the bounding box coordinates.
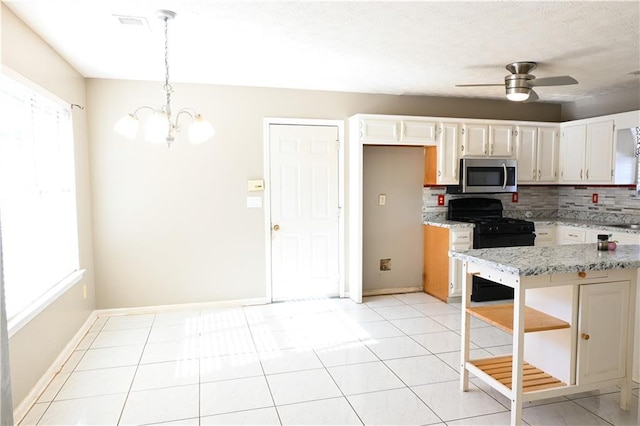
[362,286,422,297]
[12,296,271,423]
[13,310,98,424]
[95,297,270,317]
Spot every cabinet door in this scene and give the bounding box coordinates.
[556,226,586,245]
[359,119,398,144]
[585,120,614,183]
[423,225,450,302]
[537,127,559,183]
[449,229,472,298]
[437,122,460,184]
[489,124,514,157]
[559,125,587,183]
[515,126,538,183]
[401,120,437,145]
[577,281,629,385]
[461,123,488,156]
[534,225,555,246]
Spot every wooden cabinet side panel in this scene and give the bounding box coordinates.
[423,225,450,301]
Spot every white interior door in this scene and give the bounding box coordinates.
[269,124,340,300]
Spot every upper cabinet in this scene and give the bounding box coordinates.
[559,120,614,184]
[401,120,438,144]
[358,116,437,145]
[461,123,514,158]
[516,125,559,184]
[437,122,461,184]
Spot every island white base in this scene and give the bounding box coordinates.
[459,263,637,425]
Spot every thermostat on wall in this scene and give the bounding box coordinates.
[247,179,264,191]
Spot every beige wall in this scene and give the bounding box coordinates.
[561,89,640,121]
[363,146,424,292]
[1,4,95,408]
[88,78,561,309]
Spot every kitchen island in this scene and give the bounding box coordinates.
[450,244,640,425]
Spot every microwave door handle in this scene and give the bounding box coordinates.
[502,163,507,189]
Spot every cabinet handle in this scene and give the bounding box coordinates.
[438,170,441,176]
[586,169,589,179]
[490,143,494,155]
[581,333,590,340]
[532,169,536,179]
[580,169,583,179]
[578,271,586,278]
[538,170,541,179]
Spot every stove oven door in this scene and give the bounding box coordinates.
[471,232,536,302]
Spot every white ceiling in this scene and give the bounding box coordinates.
[5,0,640,104]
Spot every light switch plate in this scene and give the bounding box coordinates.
[246,196,262,208]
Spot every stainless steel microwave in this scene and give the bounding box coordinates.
[447,158,517,194]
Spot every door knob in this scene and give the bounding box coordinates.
[273,224,280,231]
[581,333,590,340]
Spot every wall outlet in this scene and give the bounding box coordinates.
[592,193,598,203]
[512,192,518,203]
[437,194,445,206]
[378,194,386,205]
[379,258,391,271]
[82,284,87,300]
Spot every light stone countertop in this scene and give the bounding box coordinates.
[424,217,640,234]
[449,244,640,277]
[422,219,474,229]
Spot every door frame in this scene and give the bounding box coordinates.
[263,118,345,302]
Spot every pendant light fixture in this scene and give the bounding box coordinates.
[113,10,215,146]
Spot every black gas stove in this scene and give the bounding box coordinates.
[448,198,536,301]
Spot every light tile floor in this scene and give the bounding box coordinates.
[19,293,640,425]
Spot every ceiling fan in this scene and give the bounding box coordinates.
[455,61,578,102]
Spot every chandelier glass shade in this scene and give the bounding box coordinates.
[113,10,215,146]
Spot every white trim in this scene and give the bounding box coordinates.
[362,287,423,297]
[8,270,86,337]
[12,310,97,425]
[263,118,346,303]
[95,297,269,317]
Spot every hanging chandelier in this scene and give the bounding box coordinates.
[113,10,215,146]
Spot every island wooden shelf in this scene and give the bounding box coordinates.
[470,356,566,393]
[466,303,570,334]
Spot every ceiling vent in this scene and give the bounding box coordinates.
[112,14,149,28]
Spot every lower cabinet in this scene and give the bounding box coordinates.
[423,225,472,301]
[423,225,449,301]
[577,281,629,384]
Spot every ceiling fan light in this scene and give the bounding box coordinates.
[506,88,530,102]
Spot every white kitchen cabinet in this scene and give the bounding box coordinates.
[515,126,559,184]
[577,281,629,384]
[556,226,586,245]
[559,120,614,184]
[359,118,398,144]
[401,120,437,144]
[461,123,488,156]
[462,123,515,158]
[358,117,438,145]
[534,224,555,246]
[436,122,460,184]
[449,228,472,299]
[489,124,514,157]
[537,127,560,183]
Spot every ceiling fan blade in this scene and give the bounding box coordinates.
[455,84,504,87]
[529,76,578,87]
[524,90,539,103]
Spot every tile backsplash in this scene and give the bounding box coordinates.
[423,185,640,223]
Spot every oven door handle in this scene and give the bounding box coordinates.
[502,163,507,189]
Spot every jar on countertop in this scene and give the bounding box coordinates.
[597,234,609,251]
